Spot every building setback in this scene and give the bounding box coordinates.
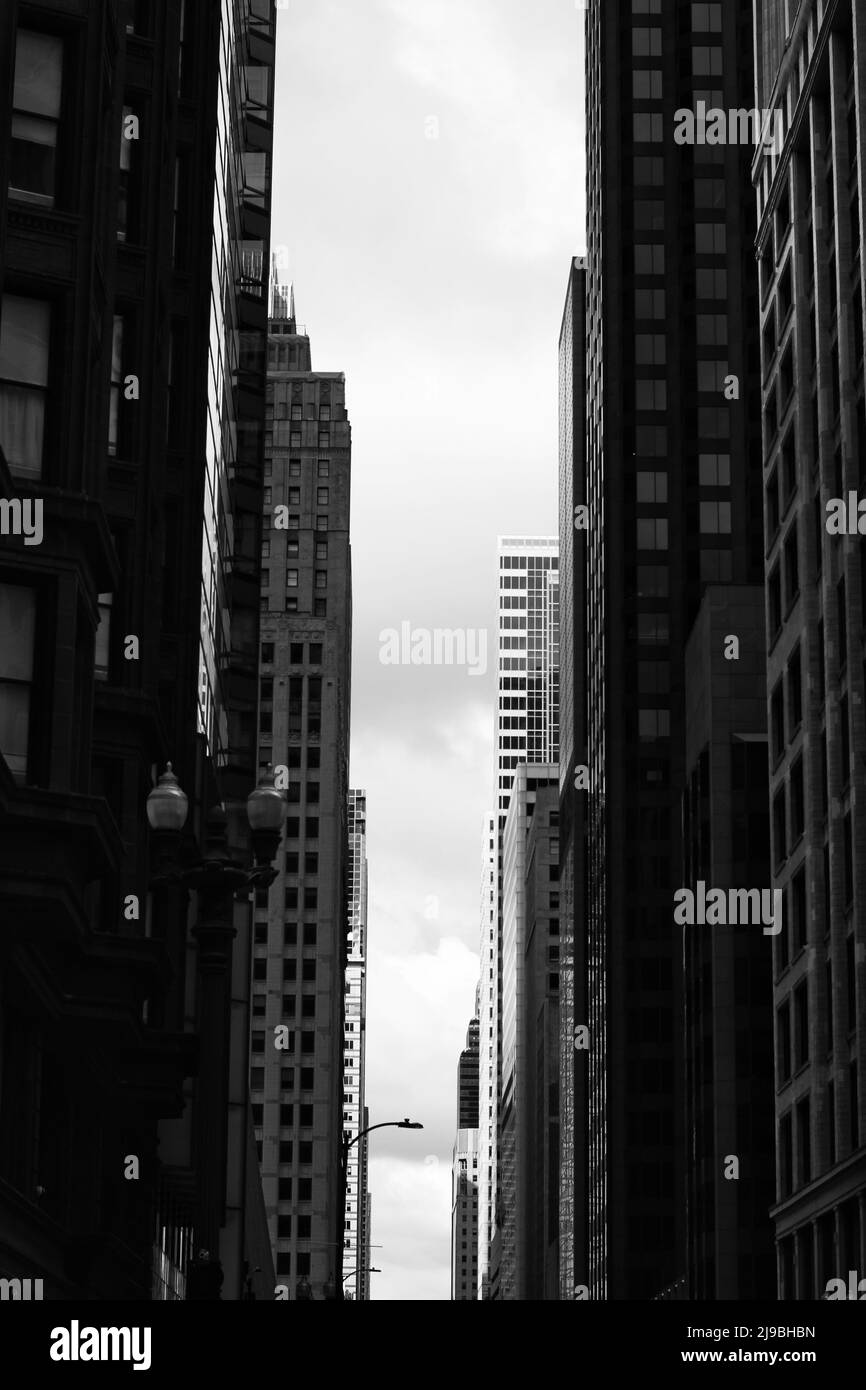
[577,0,764,1298]
[753,0,866,1297]
[252,288,352,1298]
[0,0,277,1299]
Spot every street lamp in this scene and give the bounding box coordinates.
[147,763,286,1300]
[342,1266,380,1301]
[338,1119,423,1300]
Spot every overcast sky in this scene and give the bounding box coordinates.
[273,0,585,1300]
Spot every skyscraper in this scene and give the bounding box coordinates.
[477,813,497,1298]
[0,0,277,1299]
[451,1127,480,1301]
[480,537,558,1298]
[575,0,764,1298]
[457,1001,481,1131]
[253,288,353,1297]
[344,788,370,1301]
[557,256,587,1301]
[753,0,866,1297]
[500,766,560,1300]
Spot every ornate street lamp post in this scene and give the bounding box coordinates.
[147,764,286,1299]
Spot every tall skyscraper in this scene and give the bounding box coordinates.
[575,0,764,1298]
[457,1000,480,1130]
[480,537,558,1298]
[451,1127,480,1301]
[557,256,587,1301]
[253,288,353,1297]
[500,767,560,1300]
[0,0,277,1299]
[344,788,370,1301]
[477,812,497,1298]
[753,0,866,1297]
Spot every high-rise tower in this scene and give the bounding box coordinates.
[344,788,369,1301]
[252,286,352,1297]
[577,0,765,1298]
[480,537,558,1298]
[753,0,866,1298]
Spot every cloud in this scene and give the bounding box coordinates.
[366,1154,453,1300]
[273,0,583,1299]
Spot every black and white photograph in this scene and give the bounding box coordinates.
[0,0,864,1370]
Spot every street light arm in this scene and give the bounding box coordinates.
[344,1119,423,1154]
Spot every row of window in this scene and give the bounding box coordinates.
[264,486,330,506]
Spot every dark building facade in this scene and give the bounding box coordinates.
[753,0,866,1299]
[522,779,561,1301]
[0,0,277,1299]
[252,289,352,1296]
[557,256,587,1300]
[681,585,776,1298]
[576,0,764,1298]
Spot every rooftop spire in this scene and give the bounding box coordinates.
[288,283,296,333]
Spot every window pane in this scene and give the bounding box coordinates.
[0,584,36,778]
[14,32,63,118]
[0,295,51,387]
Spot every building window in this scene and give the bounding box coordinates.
[108,316,125,456]
[632,27,662,56]
[315,570,327,590]
[699,500,731,533]
[287,569,298,588]
[0,295,51,480]
[10,31,63,206]
[0,584,37,780]
[692,46,722,75]
[634,245,665,275]
[317,459,330,478]
[636,518,668,549]
[317,487,329,506]
[791,865,807,948]
[289,487,300,505]
[777,1002,791,1081]
[633,69,662,98]
[794,982,809,1068]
